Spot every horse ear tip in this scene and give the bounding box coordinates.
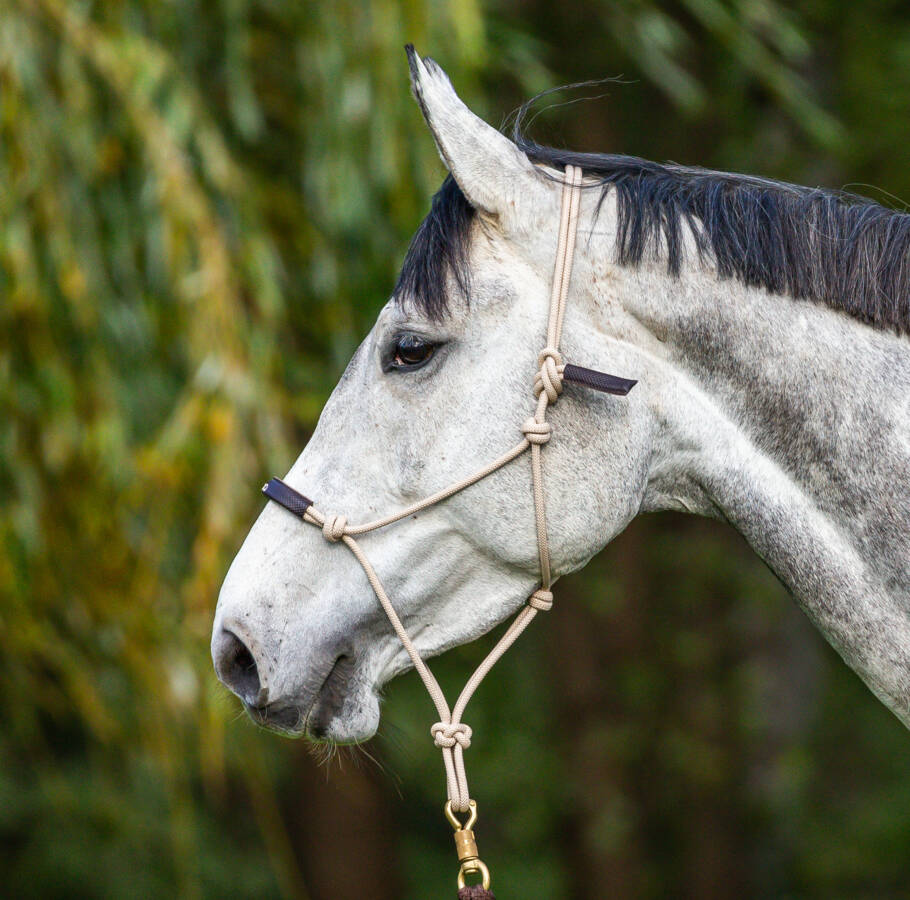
[405,44,420,82]
[406,46,450,87]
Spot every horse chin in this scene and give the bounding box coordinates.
[304,708,380,745]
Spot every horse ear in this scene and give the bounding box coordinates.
[406,46,543,222]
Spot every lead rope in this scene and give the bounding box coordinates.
[264,166,623,896]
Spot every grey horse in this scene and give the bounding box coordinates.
[213,50,910,755]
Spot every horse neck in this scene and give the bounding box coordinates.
[577,240,910,727]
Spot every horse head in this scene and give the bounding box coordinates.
[212,50,651,741]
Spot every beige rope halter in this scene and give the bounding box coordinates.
[263,164,636,889]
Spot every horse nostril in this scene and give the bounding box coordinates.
[213,629,263,706]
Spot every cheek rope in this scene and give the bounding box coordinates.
[262,165,636,895]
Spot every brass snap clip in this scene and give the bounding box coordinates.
[444,799,491,891]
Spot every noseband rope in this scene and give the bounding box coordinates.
[262,165,636,895]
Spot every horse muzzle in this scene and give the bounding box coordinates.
[211,613,377,741]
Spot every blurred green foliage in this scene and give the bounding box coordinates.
[2,1,910,898]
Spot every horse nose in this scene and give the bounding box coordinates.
[212,628,266,706]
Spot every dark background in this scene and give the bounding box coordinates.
[3,1,910,897]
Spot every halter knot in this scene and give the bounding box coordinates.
[534,347,565,403]
[521,418,552,445]
[431,722,473,750]
[528,589,553,611]
[322,514,347,542]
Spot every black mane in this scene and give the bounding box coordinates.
[395,118,910,336]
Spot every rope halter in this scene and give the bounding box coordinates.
[261,164,638,892]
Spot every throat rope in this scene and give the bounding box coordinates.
[262,165,636,894]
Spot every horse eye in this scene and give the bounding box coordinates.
[390,335,437,370]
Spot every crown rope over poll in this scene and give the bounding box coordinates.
[262,165,637,895]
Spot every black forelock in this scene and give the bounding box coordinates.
[394,174,476,320]
[396,92,910,336]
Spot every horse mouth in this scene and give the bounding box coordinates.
[245,701,304,734]
[244,654,358,739]
[303,654,358,740]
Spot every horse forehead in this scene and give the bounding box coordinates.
[469,225,550,293]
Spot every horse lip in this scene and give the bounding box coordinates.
[302,654,357,739]
[244,700,305,734]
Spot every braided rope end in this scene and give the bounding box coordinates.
[458,886,496,900]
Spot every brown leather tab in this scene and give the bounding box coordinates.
[262,477,313,519]
[563,363,637,396]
